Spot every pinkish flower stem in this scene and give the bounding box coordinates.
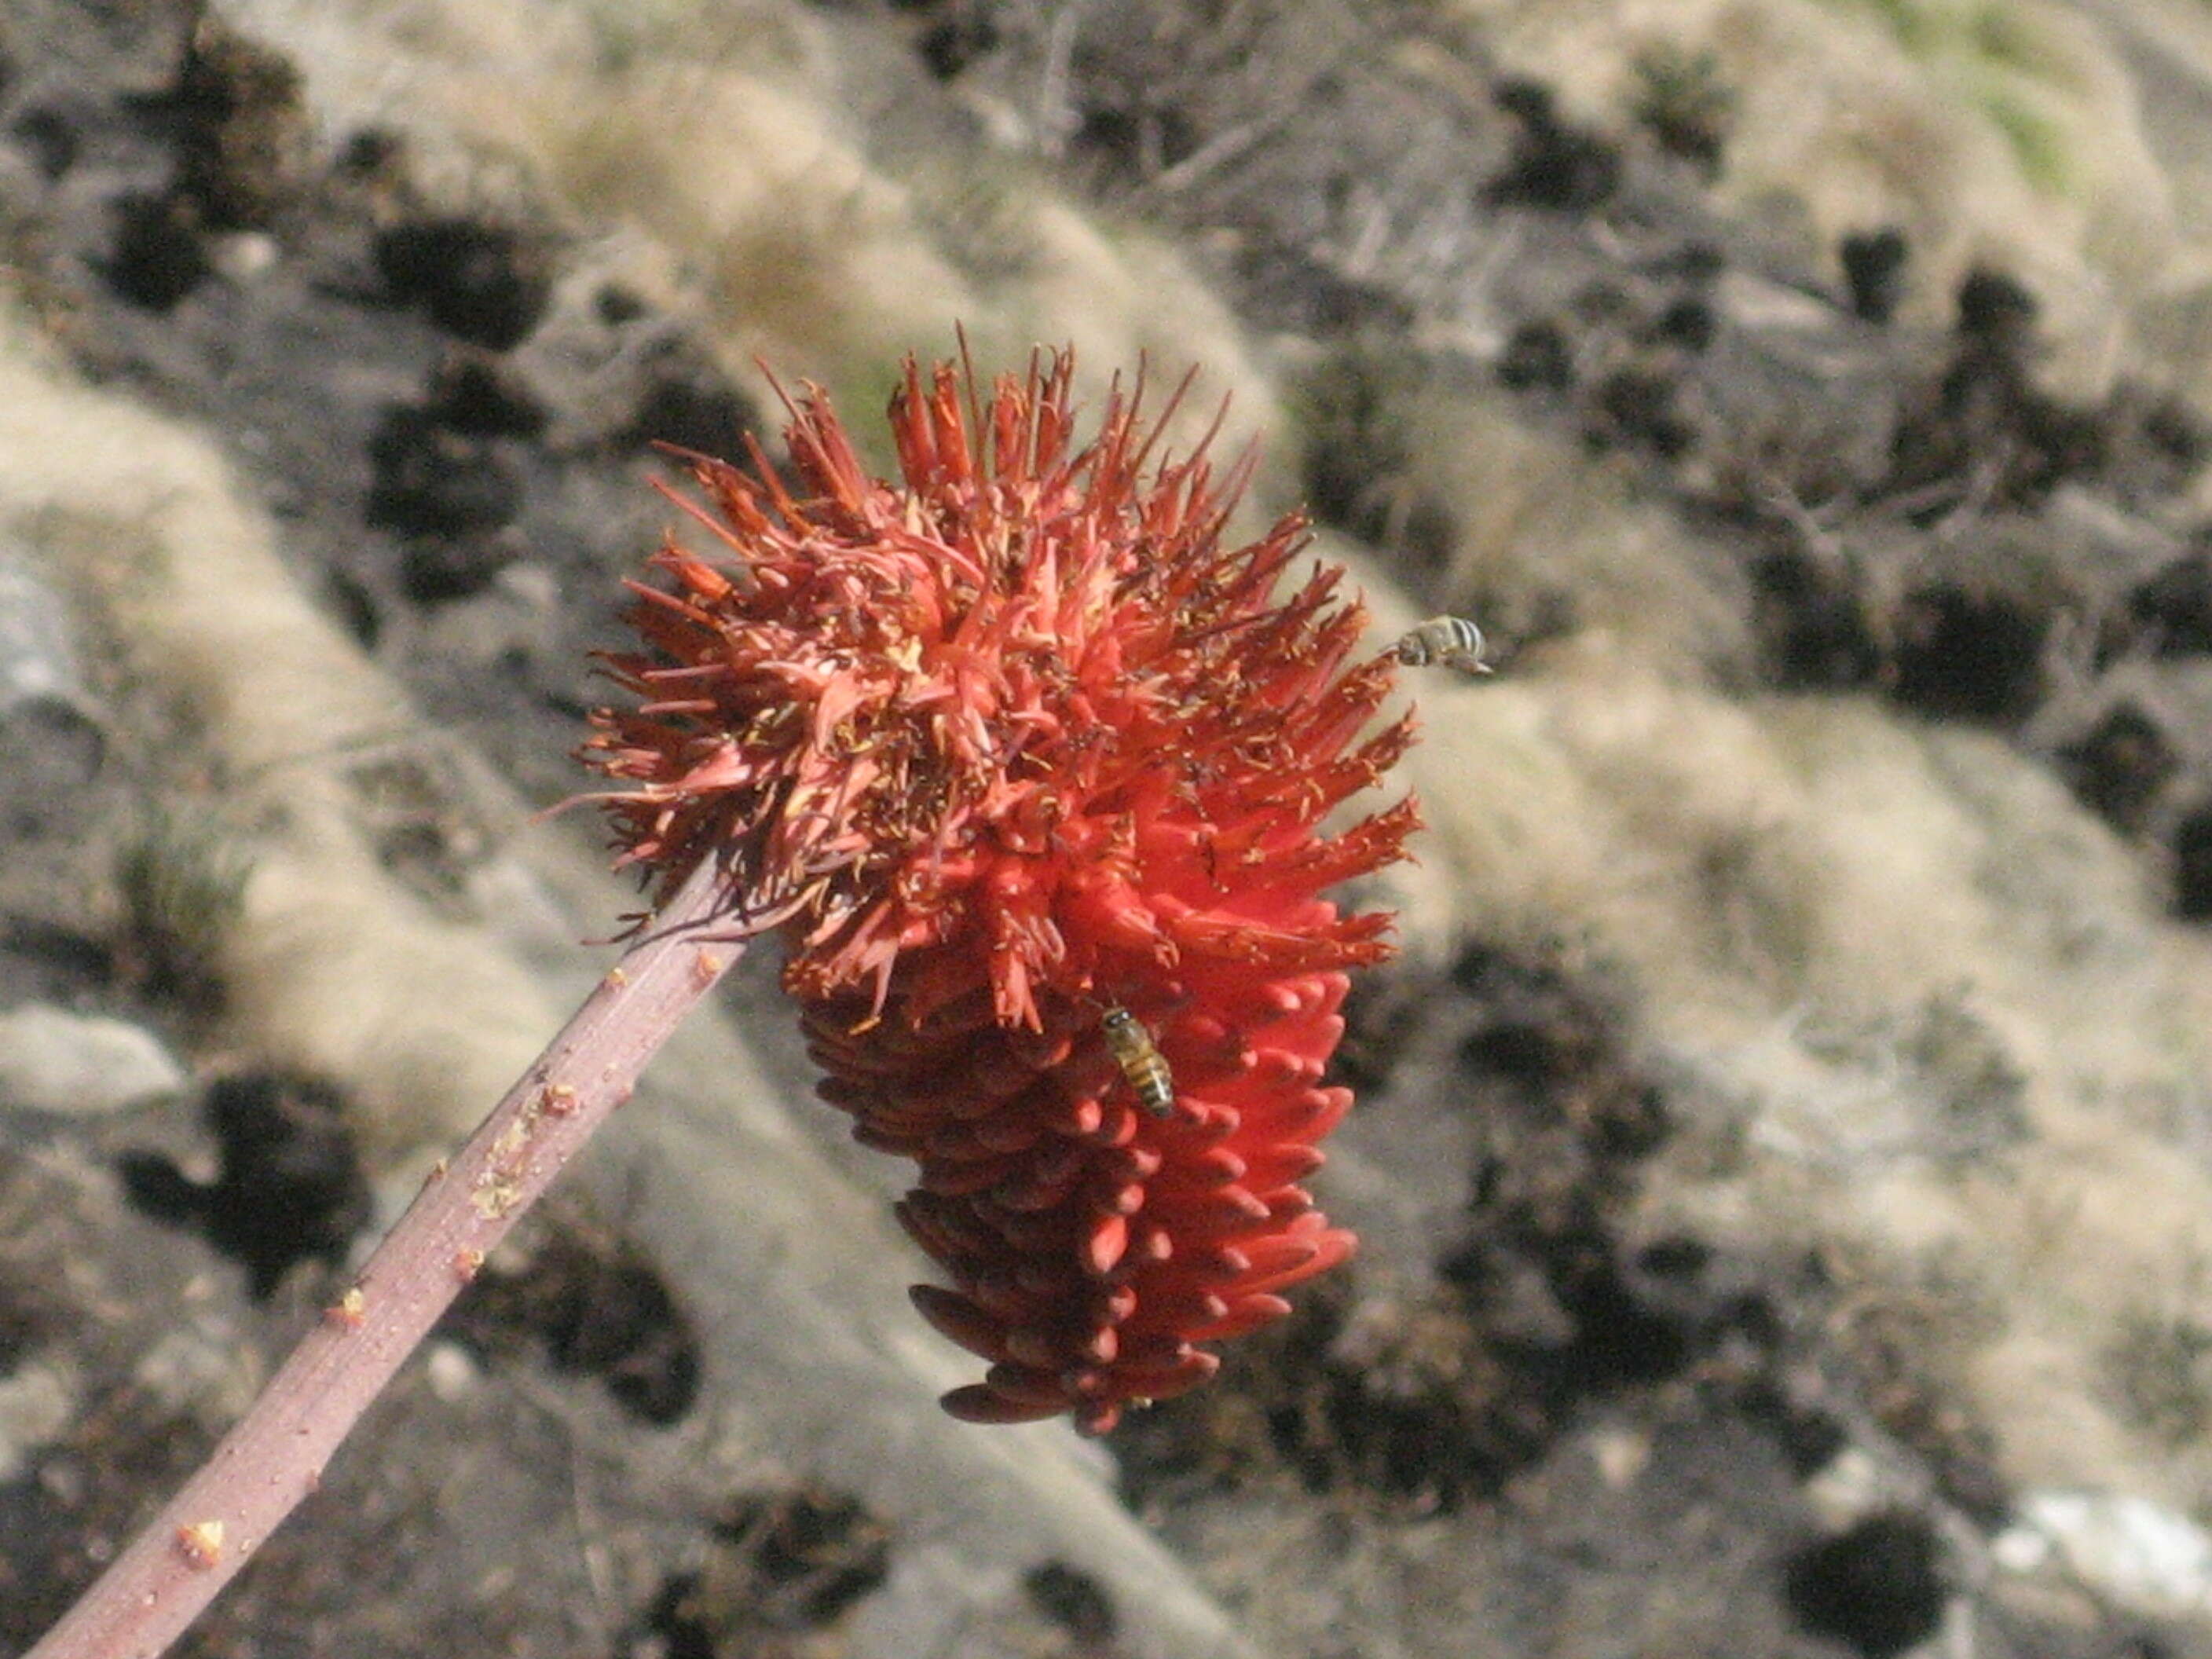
[26,859,744,1659]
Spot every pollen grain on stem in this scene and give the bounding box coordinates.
[174,1522,225,1573]
[324,1287,368,1329]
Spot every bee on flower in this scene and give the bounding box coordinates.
[1099,1005,1177,1119]
[583,346,1421,1434]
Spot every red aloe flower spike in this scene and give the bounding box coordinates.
[581,346,1421,1434]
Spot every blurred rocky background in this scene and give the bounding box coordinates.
[11,0,2212,1654]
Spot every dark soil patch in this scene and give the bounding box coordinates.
[1785,1512,1949,1658]
[629,1485,892,1659]
[118,1070,372,1300]
[445,1203,703,1427]
[1487,79,1621,213]
[2056,700,2180,833]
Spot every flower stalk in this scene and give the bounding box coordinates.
[24,857,744,1659]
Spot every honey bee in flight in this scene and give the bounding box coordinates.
[1101,1006,1177,1118]
[1392,614,1491,676]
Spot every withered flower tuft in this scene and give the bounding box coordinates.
[584,348,1419,1433]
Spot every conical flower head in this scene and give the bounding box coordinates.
[584,349,1419,1433]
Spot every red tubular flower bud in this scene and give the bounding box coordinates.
[582,346,1419,1434]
